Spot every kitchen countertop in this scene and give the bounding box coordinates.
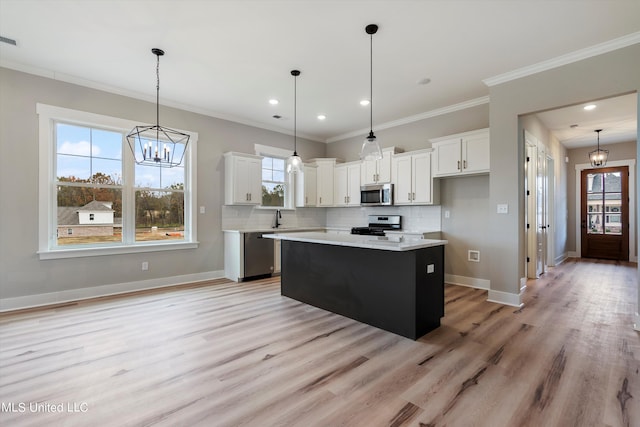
[264,231,447,252]
[223,227,324,233]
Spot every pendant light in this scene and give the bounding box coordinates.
[286,69,303,174]
[127,48,190,168]
[360,24,383,161]
[589,129,608,167]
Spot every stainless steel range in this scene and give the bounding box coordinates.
[351,215,402,236]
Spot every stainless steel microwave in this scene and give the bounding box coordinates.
[360,183,393,206]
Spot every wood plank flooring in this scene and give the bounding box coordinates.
[0,258,638,426]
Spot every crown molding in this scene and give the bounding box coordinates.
[483,31,640,87]
[325,96,490,144]
[0,60,323,143]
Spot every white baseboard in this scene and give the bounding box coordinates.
[444,274,490,290]
[567,251,578,258]
[635,313,640,332]
[487,287,524,308]
[0,270,225,312]
[554,253,568,265]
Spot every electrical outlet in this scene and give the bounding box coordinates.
[497,204,509,214]
[426,264,435,274]
[200,206,205,214]
[444,210,450,219]
[468,250,480,262]
[142,261,149,271]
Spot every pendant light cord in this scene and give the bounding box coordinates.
[294,72,297,154]
[369,31,373,135]
[156,53,160,127]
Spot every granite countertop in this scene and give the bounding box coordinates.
[263,231,447,252]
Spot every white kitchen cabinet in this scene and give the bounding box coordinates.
[312,159,336,206]
[360,147,399,184]
[224,152,263,205]
[295,164,317,207]
[430,129,489,177]
[392,149,437,205]
[334,162,361,206]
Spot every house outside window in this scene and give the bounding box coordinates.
[37,104,198,259]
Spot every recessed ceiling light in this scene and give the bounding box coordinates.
[570,124,579,128]
[269,99,279,105]
[317,115,326,120]
[272,115,282,119]
[417,77,431,85]
[584,104,596,111]
[360,99,370,106]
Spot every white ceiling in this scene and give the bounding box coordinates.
[1,0,639,144]
[535,93,637,149]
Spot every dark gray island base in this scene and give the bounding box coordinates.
[280,239,444,340]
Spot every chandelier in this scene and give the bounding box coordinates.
[127,48,190,168]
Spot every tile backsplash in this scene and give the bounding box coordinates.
[222,205,441,232]
[326,205,441,232]
[222,205,326,230]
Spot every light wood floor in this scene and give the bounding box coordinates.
[1,258,638,426]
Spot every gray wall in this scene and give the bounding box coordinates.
[0,67,327,300]
[488,43,640,300]
[566,140,637,256]
[440,175,490,281]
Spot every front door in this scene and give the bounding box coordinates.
[581,166,629,260]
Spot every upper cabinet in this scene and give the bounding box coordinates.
[295,164,317,207]
[430,129,490,177]
[334,162,361,206]
[392,150,438,205]
[361,147,399,185]
[311,158,336,206]
[224,152,262,205]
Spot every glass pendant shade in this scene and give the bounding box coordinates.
[588,129,608,167]
[286,152,303,174]
[361,131,383,161]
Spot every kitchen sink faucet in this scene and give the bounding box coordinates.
[273,209,282,228]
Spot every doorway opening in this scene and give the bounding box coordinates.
[581,166,629,260]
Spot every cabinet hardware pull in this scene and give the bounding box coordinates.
[457,160,461,170]
[413,192,416,200]
[463,160,467,169]
[408,192,411,200]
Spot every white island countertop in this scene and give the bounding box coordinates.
[264,231,447,252]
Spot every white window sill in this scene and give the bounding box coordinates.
[38,241,199,260]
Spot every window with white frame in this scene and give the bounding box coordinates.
[37,104,198,259]
[255,144,294,209]
[261,156,286,207]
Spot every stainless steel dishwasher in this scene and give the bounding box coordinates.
[243,232,274,280]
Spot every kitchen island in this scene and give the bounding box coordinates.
[264,232,447,340]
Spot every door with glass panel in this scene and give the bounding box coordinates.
[581,166,629,260]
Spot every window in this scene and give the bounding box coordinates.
[38,104,198,259]
[254,144,294,209]
[261,156,286,207]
